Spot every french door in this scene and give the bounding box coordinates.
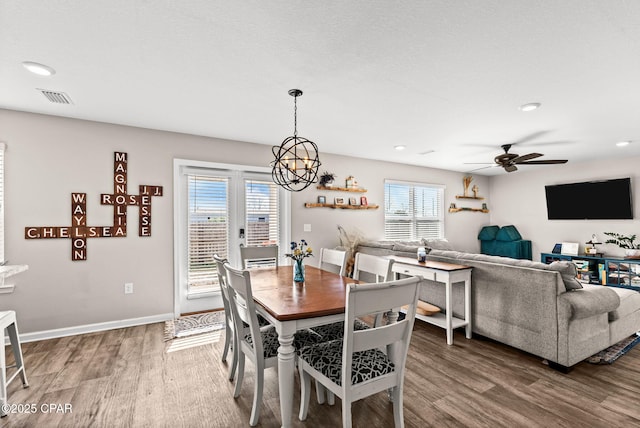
[173,160,290,316]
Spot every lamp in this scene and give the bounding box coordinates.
[271,89,321,192]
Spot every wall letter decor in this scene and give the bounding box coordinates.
[25,152,164,261]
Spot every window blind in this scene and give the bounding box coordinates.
[384,180,444,241]
[245,179,280,247]
[187,175,229,290]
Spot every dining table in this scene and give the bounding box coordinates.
[249,264,360,428]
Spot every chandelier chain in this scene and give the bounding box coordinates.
[293,94,298,137]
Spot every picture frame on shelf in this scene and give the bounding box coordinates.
[349,197,357,205]
[360,196,368,206]
[317,196,326,204]
[335,197,346,205]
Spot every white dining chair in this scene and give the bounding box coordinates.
[240,244,279,269]
[213,254,239,382]
[297,276,422,428]
[318,248,347,277]
[223,263,322,426]
[0,311,29,417]
[352,253,395,327]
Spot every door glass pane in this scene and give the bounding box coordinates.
[245,179,280,247]
[188,175,229,291]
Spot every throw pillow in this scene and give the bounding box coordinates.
[477,225,500,241]
[422,238,454,251]
[548,261,583,291]
[495,225,523,242]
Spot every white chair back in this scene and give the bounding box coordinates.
[240,244,279,269]
[213,254,237,379]
[319,248,347,276]
[352,253,394,283]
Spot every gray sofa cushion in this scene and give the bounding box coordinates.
[606,287,640,321]
[546,261,583,291]
[560,285,620,320]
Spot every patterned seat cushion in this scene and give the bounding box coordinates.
[241,314,272,329]
[244,326,324,359]
[298,339,395,386]
[310,319,370,341]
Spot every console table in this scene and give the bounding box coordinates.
[541,253,640,291]
[387,256,472,345]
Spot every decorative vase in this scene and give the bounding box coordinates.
[293,259,305,283]
[625,249,640,259]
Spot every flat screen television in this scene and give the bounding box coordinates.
[545,178,633,220]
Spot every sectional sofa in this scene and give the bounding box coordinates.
[356,240,640,369]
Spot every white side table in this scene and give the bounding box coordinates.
[389,256,472,345]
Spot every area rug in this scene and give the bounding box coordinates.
[586,333,640,364]
[164,311,226,341]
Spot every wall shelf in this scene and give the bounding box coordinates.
[305,203,379,210]
[448,207,489,213]
[316,186,367,193]
[455,195,485,200]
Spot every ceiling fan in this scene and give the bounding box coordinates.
[467,144,568,173]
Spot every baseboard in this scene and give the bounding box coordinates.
[9,313,175,344]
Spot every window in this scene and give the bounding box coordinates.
[187,175,229,290]
[245,178,280,247]
[384,180,444,241]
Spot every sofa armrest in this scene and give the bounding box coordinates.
[558,287,620,320]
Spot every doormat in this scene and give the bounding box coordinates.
[586,333,640,364]
[164,311,225,341]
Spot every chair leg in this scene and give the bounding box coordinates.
[233,352,245,398]
[392,385,404,428]
[327,390,335,405]
[249,360,264,427]
[298,362,311,420]
[228,338,238,382]
[342,400,352,428]
[315,379,326,404]
[6,322,28,388]
[221,324,231,363]
[0,341,6,418]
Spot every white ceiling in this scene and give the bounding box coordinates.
[2,1,640,175]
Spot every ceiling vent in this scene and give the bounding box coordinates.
[37,89,73,105]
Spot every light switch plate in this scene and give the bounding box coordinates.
[303,223,312,232]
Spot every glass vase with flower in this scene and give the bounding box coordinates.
[286,240,313,283]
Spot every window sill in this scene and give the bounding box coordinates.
[187,288,220,300]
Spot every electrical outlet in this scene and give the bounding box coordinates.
[124,282,134,294]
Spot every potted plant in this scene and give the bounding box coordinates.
[604,232,640,258]
[319,171,335,187]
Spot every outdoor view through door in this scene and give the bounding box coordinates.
[175,161,289,315]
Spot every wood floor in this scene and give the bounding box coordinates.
[2,321,639,428]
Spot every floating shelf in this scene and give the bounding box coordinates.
[305,203,379,210]
[455,195,485,200]
[448,207,489,213]
[316,186,367,193]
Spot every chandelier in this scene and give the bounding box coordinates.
[271,89,321,192]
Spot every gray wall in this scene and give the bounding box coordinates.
[1,109,489,335]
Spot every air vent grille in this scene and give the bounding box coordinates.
[37,89,73,105]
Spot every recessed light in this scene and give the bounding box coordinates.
[22,61,56,76]
[394,145,406,151]
[616,141,631,147]
[519,102,541,112]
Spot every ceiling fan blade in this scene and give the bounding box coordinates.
[512,131,551,145]
[518,159,568,165]
[512,153,543,163]
[466,166,493,172]
[504,164,518,173]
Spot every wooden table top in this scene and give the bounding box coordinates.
[385,255,472,271]
[250,265,360,321]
